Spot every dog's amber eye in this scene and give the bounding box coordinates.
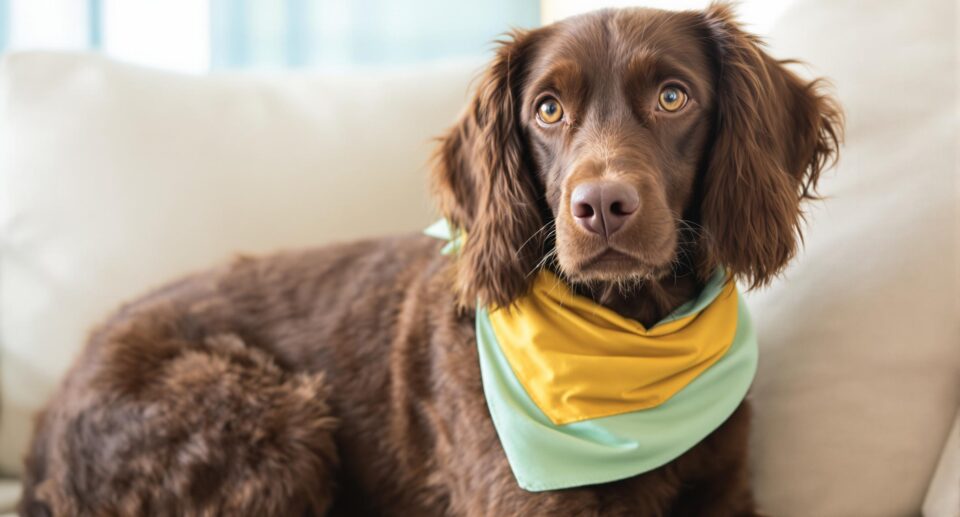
[537,97,564,124]
[658,86,687,112]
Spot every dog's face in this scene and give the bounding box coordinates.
[433,5,841,308]
[519,12,716,283]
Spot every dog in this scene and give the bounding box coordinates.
[19,4,840,516]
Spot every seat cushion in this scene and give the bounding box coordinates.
[923,407,960,517]
[0,478,19,516]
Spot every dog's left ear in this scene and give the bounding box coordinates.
[431,29,549,309]
[698,3,843,287]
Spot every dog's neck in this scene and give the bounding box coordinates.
[572,274,702,328]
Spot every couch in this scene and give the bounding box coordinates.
[0,0,957,514]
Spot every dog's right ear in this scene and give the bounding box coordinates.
[431,29,548,309]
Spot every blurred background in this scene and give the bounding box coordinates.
[0,0,794,72]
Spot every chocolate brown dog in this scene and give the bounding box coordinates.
[20,4,840,516]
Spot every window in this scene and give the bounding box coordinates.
[0,0,540,72]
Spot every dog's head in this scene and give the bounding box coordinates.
[432,4,841,309]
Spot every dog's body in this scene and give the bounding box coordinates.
[20,5,840,516]
[21,236,752,516]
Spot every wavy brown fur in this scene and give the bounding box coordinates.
[21,4,840,516]
[696,4,842,288]
[431,28,554,309]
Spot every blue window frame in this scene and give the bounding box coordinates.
[209,0,540,68]
[0,0,540,68]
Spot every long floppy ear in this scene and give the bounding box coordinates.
[699,3,842,287]
[431,29,548,308]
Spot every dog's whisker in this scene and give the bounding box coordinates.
[527,248,558,279]
[514,222,554,257]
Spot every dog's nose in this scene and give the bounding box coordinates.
[570,180,640,237]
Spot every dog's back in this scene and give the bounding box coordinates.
[19,234,451,516]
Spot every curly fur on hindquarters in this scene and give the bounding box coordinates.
[20,302,338,516]
[20,4,840,516]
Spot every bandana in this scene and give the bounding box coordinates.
[425,220,758,492]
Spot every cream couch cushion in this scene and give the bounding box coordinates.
[0,51,478,474]
[0,479,18,517]
[743,0,960,515]
[924,408,960,517]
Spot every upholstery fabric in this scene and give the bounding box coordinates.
[0,51,478,474]
[743,0,960,514]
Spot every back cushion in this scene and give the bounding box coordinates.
[745,0,960,514]
[0,52,477,473]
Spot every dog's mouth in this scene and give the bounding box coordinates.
[565,246,672,282]
[581,248,636,269]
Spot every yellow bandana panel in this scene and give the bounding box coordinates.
[487,271,739,425]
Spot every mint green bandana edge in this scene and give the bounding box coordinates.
[424,219,759,491]
[476,290,758,492]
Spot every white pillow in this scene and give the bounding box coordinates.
[923,407,960,517]
[745,0,960,515]
[0,52,479,474]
